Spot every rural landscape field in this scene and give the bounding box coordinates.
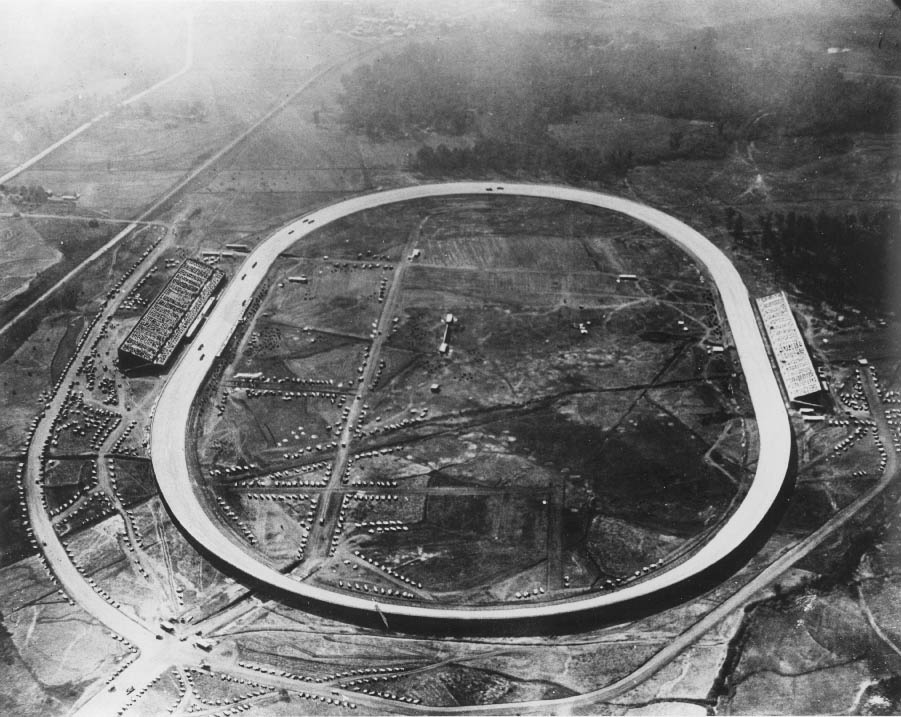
[0,1,899,715]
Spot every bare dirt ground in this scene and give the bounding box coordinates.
[196,195,757,609]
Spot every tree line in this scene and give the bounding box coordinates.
[413,138,635,181]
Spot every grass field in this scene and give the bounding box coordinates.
[0,218,62,302]
[0,2,895,711]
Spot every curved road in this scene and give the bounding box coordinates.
[151,182,792,625]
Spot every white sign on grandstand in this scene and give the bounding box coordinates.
[756,291,821,399]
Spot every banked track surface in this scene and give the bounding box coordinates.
[151,182,791,625]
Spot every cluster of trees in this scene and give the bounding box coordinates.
[339,29,899,146]
[727,208,899,311]
[0,184,48,204]
[338,37,589,142]
[338,32,732,142]
[413,139,634,181]
[339,29,899,183]
[339,46,474,140]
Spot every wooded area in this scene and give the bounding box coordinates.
[728,207,900,311]
[338,28,898,155]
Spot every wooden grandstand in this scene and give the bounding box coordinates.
[118,258,224,369]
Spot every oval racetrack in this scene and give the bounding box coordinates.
[151,182,791,625]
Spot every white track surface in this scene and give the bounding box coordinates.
[151,182,791,623]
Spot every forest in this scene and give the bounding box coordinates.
[728,208,900,312]
[338,27,898,178]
